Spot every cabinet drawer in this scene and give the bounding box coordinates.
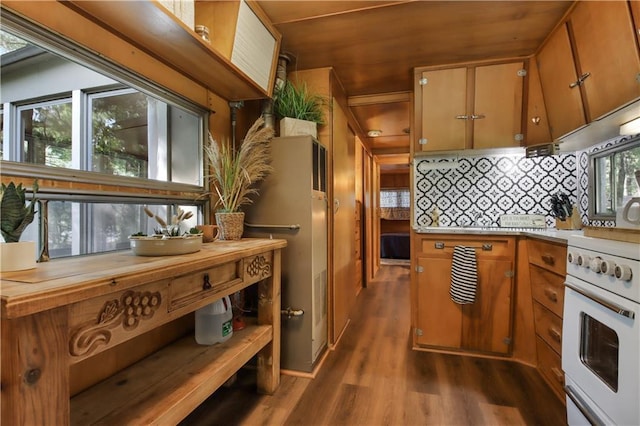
[534,302,563,354]
[528,239,566,276]
[68,280,169,362]
[530,264,565,318]
[536,336,565,402]
[169,261,243,311]
[417,235,515,258]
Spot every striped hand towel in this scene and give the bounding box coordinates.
[449,245,478,304]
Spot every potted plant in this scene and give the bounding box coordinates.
[0,180,38,272]
[273,79,327,138]
[204,117,274,240]
[128,206,203,256]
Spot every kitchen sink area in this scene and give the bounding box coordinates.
[413,224,584,244]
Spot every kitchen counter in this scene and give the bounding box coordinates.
[413,226,583,244]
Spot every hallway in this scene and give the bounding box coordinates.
[183,265,566,425]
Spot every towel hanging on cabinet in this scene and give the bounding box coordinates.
[449,245,478,304]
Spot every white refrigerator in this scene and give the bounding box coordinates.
[243,135,328,373]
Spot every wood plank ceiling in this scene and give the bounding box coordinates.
[256,0,574,163]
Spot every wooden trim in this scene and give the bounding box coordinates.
[348,91,412,107]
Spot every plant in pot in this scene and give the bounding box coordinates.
[273,79,327,138]
[128,206,202,256]
[204,116,274,240]
[0,180,38,272]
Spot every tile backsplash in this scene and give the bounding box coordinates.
[414,151,577,227]
[413,134,636,228]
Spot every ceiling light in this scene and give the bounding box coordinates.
[367,129,382,137]
[620,117,640,135]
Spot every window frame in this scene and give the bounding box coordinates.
[588,135,640,221]
[0,13,211,258]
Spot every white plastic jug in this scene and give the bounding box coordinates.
[195,295,233,345]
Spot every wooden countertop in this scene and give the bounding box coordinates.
[1,238,286,319]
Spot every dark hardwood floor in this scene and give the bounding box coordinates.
[182,265,567,426]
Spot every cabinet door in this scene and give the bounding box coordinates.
[525,59,553,145]
[631,0,640,48]
[461,258,513,354]
[415,256,462,348]
[570,1,640,121]
[473,62,524,149]
[417,67,467,152]
[537,24,586,140]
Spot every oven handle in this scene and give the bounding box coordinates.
[564,385,605,426]
[565,282,636,320]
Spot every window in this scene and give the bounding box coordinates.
[589,136,640,219]
[380,189,410,208]
[43,201,197,258]
[1,20,207,259]
[380,188,410,221]
[19,98,73,168]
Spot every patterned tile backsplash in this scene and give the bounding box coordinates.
[413,134,636,228]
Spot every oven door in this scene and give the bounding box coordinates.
[563,275,640,426]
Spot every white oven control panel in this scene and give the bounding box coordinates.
[566,236,639,304]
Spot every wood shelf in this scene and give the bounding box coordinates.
[63,0,271,101]
[70,324,272,425]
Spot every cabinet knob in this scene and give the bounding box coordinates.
[455,115,469,120]
[471,114,485,120]
[544,288,558,302]
[541,254,555,265]
[202,273,212,290]
[548,327,562,343]
[551,367,564,384]
[569,72,591,88]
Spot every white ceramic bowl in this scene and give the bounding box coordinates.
[129,235,202,256]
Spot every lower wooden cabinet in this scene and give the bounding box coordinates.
[529,238,567,403]
[412,234,516,355]
[536,336,565,401]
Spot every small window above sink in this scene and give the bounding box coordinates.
[588,135,640,220]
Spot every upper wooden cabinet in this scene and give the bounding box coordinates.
[537,1,640,140]
[195,0,281,96]
[414,61,524,153]
[632,1,640,48]
[525,59,553,146]
[60,0,280,101]
[536,25,586,140]
[571,1,640,120]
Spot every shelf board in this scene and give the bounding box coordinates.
[70,324,272,425]
[64,0,270,101]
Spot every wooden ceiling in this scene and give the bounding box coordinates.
[256,0,574,162]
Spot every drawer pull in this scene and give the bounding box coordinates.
[202,273,211,290]
[551,367,564,384]
[541,254,555,265]
[544,288,558,302]
[548,327,562,343]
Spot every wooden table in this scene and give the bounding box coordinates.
[1,238,286,425]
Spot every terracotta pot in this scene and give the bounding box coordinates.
[196,224,219,242]
[215,212,245,240]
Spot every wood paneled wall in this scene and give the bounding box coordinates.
[381,171,410,188]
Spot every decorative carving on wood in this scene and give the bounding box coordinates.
[246,255,271,278]
[69,290,162,357]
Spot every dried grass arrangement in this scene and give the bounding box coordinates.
[204,117,274,213]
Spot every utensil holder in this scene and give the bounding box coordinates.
[555,207,582,230]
